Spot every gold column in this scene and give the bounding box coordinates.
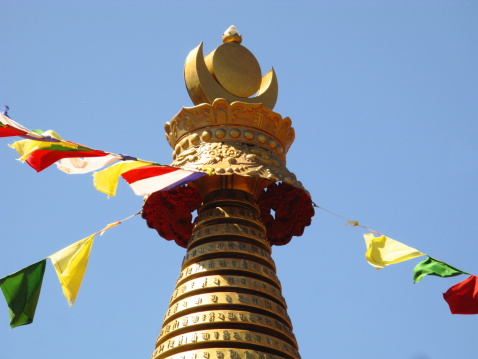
[145,26,313,359]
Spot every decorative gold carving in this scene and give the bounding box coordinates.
[194,206,263,228]
[165,99,294,157]
[189,223,269,247]
[170,275,286,306]
[172,142,303,190]
[158,310,295,343]
[181,240,274,269]
[161,348,287,359]
[176,258,281,289]
[162,292,291,326]
[151,57,309,357]
[153,329,300,359]
[184,33,278,109]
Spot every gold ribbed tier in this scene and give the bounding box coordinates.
[152,190,300,359]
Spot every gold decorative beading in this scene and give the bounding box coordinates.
[164,99,305,190]
[165,99,295,161]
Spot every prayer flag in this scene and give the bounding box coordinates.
[0,124,27,137]
[364,233,425,270]
[10,131,108,172]
[93,160,153,196]
[1,114,58,140]
[49,235,95,307]
[443,275,478,314]
[56,154,122,174]
[413,256,468,284]
[0,259,46,328]
[0,113,29,137]
[121,165,206,196]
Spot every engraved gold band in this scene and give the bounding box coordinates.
[194,207,264,231]
[160,347,287,359]
[170,274,286,306]
[181,241,275,270]
[176,258,281,288]
[163,292,291,326]
[158,309,296,344]
[171,126,287,163]
[189,223,268,248]
[153,328,300,359]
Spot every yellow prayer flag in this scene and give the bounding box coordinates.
[9,130,76,161]
[93,160,152,196]
[49,235,95,307]
[364,233,425,270]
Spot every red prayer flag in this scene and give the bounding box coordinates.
[27,148,108,172]
[0,125,27,137]
[443,275,478,315]
[121,165,177,182]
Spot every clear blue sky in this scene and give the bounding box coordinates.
[1,1,477,358]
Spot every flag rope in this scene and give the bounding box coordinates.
[312,202,383,235]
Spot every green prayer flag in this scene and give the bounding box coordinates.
[0,259,47,328]
[413,256,468,284]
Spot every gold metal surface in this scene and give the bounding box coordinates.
[176,258,282,289]
[193,206,263,230]
[173,142,303,189]
[205,42,262,98]
[153,328,300,359]
[152,189,300,359]
[158,309,294,344]
[151,28,305,359]
[164,99,305,191]
[162,291,291,326]
[161,348,288,359]
[184,42,278,109]
[165,99,295,158]
[188,223,269,247]
[171,274,286,305]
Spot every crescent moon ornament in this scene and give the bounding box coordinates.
[184,29,278,110]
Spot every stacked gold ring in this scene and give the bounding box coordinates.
[153,328,300,359]
[158,309,295,344]
[175,258,281,289]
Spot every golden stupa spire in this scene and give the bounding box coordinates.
[144,27,314,359]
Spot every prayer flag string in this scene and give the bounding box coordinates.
[2,110,206,195]
[313,202,477,314]
[0,210,141,327]
[1,108,476,325]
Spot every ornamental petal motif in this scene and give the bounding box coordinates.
[171,141,305,191]
[258,182,314,246]
[142,186,202,248]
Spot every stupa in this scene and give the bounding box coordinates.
[142,26,314,359]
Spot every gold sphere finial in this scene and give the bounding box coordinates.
[222,25,242,44]
[184,27,278,109]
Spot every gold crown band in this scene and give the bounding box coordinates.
[165,99,295,162]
